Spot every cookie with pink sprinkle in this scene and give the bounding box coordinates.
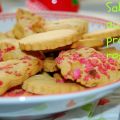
[0,55,43,95]
[56,47,120,87]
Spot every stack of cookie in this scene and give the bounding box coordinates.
[0,9,120,96]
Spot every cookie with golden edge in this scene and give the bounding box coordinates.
[19,29,79,51]
[44,18,88,35]
[0,39,26,61]
[99,47,120,55]
[22,73,84,95]
[16,9,45,28]
[12,9,45,39]
[56,47,120,87]
[0,31,15,40]
[82,28,120,39]
[71,38,103,48]
[0,56,42,95]
[43,57,58,72]
[99,47,120,67]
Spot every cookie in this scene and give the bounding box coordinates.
[71,38,103,48]
[0,39,26,61]
[43,57,58,72]
[56,47,120,87]
[0,33,7,40]
[12,23,33,39]
[19,29,79,51]
[0,56,42,95]
[99,47,118,54]
[53,73,65,83]
[83,28,120,39]
[99,47,120,67]
[0,31,15,40]
[22,72,84,95]
[12,9,45,39]
[44,18,88,35]
[5,31,15,39]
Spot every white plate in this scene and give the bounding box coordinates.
[0,11,120,119]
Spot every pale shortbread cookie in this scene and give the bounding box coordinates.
[71,38,103,48]
[83,28,120,40]
[22,73,84,95]
[19,29,79,51]
[0,56,43,95]
[44,18,88,35]
[56,47,120,87]
[12,9,45,39]
[43,57,58,72]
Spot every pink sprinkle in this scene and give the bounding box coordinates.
[56,79,64,83]
[84,75,90,81]
[89,58,99,66]
[103,63,111,70]
[0,81,3,86]
[55,57,63,64]
[92,53,106,60]
[64,74,70,80]
[71,53,80,60]
[73,69,81,79]
[0,50,3,61]
[101,58,107,62]
[99,67,107,75]
[85,63,93,72]
[110,66,116,70]
[108,58,116,65]
[96,74,101,79]
[5,46,15,52]
[21,56,32,60]
[79,58,87,64]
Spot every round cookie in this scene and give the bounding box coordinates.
[22,72,84,95]
[71,38,103,48]
[43,57,58,72]
[0,55,43,95]
[44,18,88,35]
[82,28,120,40]
[19,29,79,51]
[56,47,120,87]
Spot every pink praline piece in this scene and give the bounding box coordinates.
[73,68,81,79]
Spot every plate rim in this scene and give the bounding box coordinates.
[0,10,118,24]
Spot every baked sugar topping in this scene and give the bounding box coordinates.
[56,48,118,81]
